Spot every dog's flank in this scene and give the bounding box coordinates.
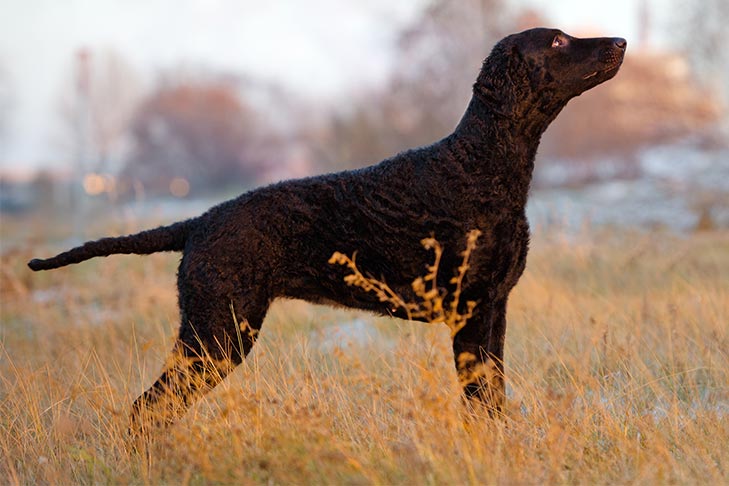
[28,28,626,434]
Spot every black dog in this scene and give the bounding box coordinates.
[29,28,625,429]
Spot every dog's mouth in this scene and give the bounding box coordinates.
[584,47,625,80]
[582,58,624,80]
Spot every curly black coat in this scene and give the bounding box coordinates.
[29,28,626,429]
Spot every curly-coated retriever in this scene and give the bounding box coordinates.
[29,28,626,430]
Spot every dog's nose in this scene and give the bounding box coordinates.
[613,38,627,50]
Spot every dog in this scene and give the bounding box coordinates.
[29,28,626,431]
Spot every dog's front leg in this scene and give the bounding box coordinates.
[452,300,507,417]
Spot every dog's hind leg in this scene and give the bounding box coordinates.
[130,279,269,439]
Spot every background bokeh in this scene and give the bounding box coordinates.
[1,0,727,235]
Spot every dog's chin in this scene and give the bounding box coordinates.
[582,61,623,81]
[581,61,623,89]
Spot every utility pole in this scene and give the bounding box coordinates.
[637,0,651,49]
[72,48,91,240]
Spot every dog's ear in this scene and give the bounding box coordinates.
[473,40,528,117]
[505,43,529,81]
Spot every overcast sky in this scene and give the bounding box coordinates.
[0,0,667,173]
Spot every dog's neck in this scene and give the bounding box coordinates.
[455,95,544,156]
[449,86,569,209]
[452,74,570,192]
[455,91,565,145]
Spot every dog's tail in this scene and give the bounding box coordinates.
[27,219,195,271]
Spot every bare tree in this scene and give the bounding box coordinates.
[385,0,511,145]
[304,0,515,172]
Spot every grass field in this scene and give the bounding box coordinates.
[1,218,728,484]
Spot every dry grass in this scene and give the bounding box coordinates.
[1,219,728,484]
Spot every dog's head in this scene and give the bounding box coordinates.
[474,28,626,124]
[511,28,626,97]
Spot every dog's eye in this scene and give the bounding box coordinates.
[551,35,568,48]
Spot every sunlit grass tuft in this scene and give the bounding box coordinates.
[1,222,727,484]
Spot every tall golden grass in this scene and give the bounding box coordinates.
[1,221,727,484]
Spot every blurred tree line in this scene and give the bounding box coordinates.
[41,0,727,202]
[54,50,287,199]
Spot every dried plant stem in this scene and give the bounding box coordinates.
[329,230,482,338]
